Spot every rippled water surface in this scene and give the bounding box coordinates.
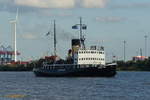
[0,72,150,100]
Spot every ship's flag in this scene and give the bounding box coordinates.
[82,25,87,30]
[46,31,50,36]
[72,25,78,29]
[72,25,87,30]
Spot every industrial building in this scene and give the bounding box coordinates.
[133,56,148,62]
[0,45,20,64]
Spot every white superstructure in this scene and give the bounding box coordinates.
[73,46,105,65]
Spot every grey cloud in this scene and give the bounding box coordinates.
[0,0,39,13]
[95,16,126,23]
[81,0,109,8]
[110,2,150,9]
[14,0,75,9]
[0,0,110,13]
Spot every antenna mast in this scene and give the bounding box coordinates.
[144,35,148,57]
[123,40,126,62]
[54,20,57,56]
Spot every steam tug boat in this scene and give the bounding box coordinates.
[33,18,116,77]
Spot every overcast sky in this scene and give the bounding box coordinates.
[0,0,150,61]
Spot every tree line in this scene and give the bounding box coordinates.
[116,57,150,71]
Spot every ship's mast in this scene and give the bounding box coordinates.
[79,17,82,41]
[54,20,57,56]
[79,17,85,49]
[72,17,87,49]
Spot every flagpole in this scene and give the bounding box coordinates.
[80,17,82,40]
[79,17,85,49]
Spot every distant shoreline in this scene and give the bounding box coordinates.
[0,58,150,71]
[116,59,150,71]
[0,65,34,71]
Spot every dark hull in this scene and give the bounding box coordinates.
[33,64,116,77]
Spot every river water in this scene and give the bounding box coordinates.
[0,72,150,100]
